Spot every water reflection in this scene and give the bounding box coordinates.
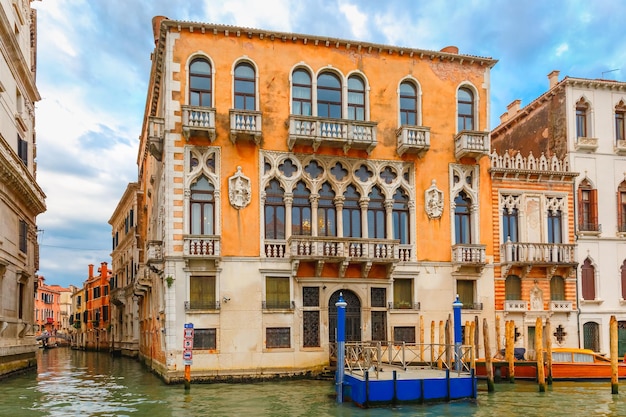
[0,348,625,416]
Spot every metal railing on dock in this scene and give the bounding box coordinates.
[333,341,474,379]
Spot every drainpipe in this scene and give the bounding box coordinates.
[573,178,581,348]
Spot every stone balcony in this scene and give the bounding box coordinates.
[148,116,164,161]
[504,300,528,312]
[183,235,221,261]
[146,240,163,265]
[500,241,577,277]
[550,300,573,312]
[287,115,377,154]
[182,105,216,141]
[451,244,487,272]
[574,136,598,152]
[230,109,262,144]
[454,130,490,160]
[396,125,430,157]
[615,140,626,155]
[265,236,405,278]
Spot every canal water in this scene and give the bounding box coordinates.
[1,348,625,416]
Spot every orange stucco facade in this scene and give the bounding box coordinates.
[132,18,499,382]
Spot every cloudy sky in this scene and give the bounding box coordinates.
[32,0,625,288]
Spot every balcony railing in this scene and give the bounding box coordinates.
[185,300,220,311]
[183,235,221,257]
[461,302,483,310]
[454,130,490,160]
[182,105,216,141]
[451,244,486,265]
[148,116,164,161]
[575,137,598,152]
[500,242,577,264]
[396,126,430,156]
[230,109,262,144]
[504,300,528,312]
[578,222,601,234]
[388,301,421,310]
[289,236,400,260]
[550,300,573,312]
[287,115,377,154]
[262,300,295,310]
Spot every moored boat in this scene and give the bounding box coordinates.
[475,348,626,381]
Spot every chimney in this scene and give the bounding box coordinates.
[100,262,108,277]
[440,45,459,54]
[548,70,560,89]
[152,16,168,46]
[88,264,94,278]
[500,111,509,124]
[507,99,521,116]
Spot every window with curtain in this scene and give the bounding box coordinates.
[265,277,290,309]
[264,180,285,239]
[292,69,312,116]
[399,81,417,126]
[291,181,311,236]
[550,276,565,301]
[547,209,562,244]
[347,75,365,121]
[190,176,215,235]
[581,258,595,300]
[317,72,341,118]
[393,278,413,309]
[457,87,474,131]
[454,191,471,244]
[189,276,216,309]
[367,185,385,239]
[392,188,409,244]
[317,182,336,237]
[342,184,361,238]
[502,207,518,242]
[618,181,626,233]
[505,275,521,300]
[234,62,255,110]
[189,58,212,106]
[578,179,598,232]
[616,105,625,143]
[576,99,588,138]
[457,280,475,307]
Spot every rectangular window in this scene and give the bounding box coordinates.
[19,219,27,253]
[102,305,109,321]
[616,111,625,142]
[189,276,216,309]
[303,311,320,347]
[193,328,217,350]
[547,210,562,244]
[18,135,28,166]
[619,191,626,233]
[371,287,386,308]
[18,282,24,320]
[372,311,387,341]
[302,287,319,307]
[576,107,587,138]
[393,279,412,309]
[393,326,415,343]
[266,327,290,348]
[265,277,290,309]
[457,280,475,308]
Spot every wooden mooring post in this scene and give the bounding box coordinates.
[506,320,515,383]
[535,317,546,392]
[483,318,495,392]
[545,318,553,385]
[610,315,619,394]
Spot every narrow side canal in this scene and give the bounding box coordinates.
[1,348,625,416]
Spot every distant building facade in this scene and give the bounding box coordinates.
[83,263,111,351]
[130,17,497,382]
[109,182,141,357]
[491,71,626,356]
[489,150,579,357]
[34,275,61,333]
[0,0,45,378]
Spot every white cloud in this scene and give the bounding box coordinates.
[202,0,294,31]
[339,2,368,40]
[555,43,569,57]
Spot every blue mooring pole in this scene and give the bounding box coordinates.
[336,293,347,403]
[453,295,463,372]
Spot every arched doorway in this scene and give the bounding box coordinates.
[329,290,361,342]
